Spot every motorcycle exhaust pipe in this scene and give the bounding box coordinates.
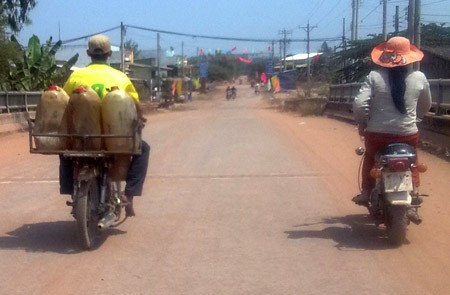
[407,209,422,225]
[98,212,117,229]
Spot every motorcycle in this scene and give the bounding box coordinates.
[27,115,143,250]
[355,143,428,246]
[226,88,233,100]
[254,84,260,95]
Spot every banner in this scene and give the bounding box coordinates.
[265,60,274,75]
[236,56,252,64]
[271,76,280,93]
[278,70,297,90]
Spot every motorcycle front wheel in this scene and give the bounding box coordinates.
[74,178,100,250]
[386,205,408,246]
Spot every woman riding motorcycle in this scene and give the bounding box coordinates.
[352,36,432,206]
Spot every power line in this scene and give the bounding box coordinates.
[60,26,120,44]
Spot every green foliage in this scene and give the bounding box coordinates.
[124,39,141,59]
[330,23,450,83]
[244,58,266,81]
[0,0,36,32]
[189,55,234,82]
[421,23,450,46]
[1,34,79,91]
[0,22,21,82]
[330,37,382,83]
[207,58,234,81]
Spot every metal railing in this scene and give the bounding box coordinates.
[328,79,450,116]
[0,91,40,113]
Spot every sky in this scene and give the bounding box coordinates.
[18,0,450,57]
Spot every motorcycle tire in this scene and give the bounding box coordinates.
[74,178,100,250]
[386,205,408,246]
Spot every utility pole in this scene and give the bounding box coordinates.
[271,40,275,62]
[351,0,356,40]
[181,41,184,77]
[395,5,400,34]
[414,0,421,70]
[120,22,125,72]
[414,0,421,49]
[279,40,282,72]
[351,0,360,40]
[407,0,421,70]
[342,18,347,51]
[382,0,388,40]
[157,32,161,92]
[278,28,292,71]
[299,21,317,97]
[355,0,359,40]
[408,0,416,43]
[342,18,347,72]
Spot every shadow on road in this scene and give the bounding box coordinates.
[285,214,407,250]
[0,221,126,254]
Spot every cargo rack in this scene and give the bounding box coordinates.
[26,113,142,157]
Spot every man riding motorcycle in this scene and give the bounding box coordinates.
[61,34,150,217]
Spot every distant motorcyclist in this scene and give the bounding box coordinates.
[226,86,232,100]
[231,86,237,99]
[254,83,260,94]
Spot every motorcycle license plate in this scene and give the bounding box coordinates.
[383,171,413,193]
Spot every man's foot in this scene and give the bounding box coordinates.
[122,195,136,217]
[352,192,369,206]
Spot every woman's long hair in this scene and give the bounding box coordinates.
[388,66,408,114]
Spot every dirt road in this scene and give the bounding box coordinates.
[1,84,450,295]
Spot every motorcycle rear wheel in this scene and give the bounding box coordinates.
[75,179,100,250]
[386,205,408,246]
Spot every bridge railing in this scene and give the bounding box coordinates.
[0,91,41,114]
[328,79,450,117]
[327,79,450,155]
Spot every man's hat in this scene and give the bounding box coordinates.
[87,34,112,55]
[371,36,423,68]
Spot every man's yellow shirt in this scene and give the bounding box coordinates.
[63,63,140,103]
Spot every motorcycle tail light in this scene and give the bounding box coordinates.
[370,167,382,179]
[415,162,428,173]
[387,158,409,172]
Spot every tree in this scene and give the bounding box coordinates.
[1,35,78,91]
[124,39,141,59]
[329,23,450,83]
[0,0,36,33]
[330,36,382,83]
[421,23,450,46]
[0,22,21,82]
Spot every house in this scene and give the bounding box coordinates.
[275,52,322,71]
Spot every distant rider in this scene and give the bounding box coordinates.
[231,86,237,99]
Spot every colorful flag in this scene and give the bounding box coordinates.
[231,46,237,52]
[199,48,204,55]
[271,76,280,93]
